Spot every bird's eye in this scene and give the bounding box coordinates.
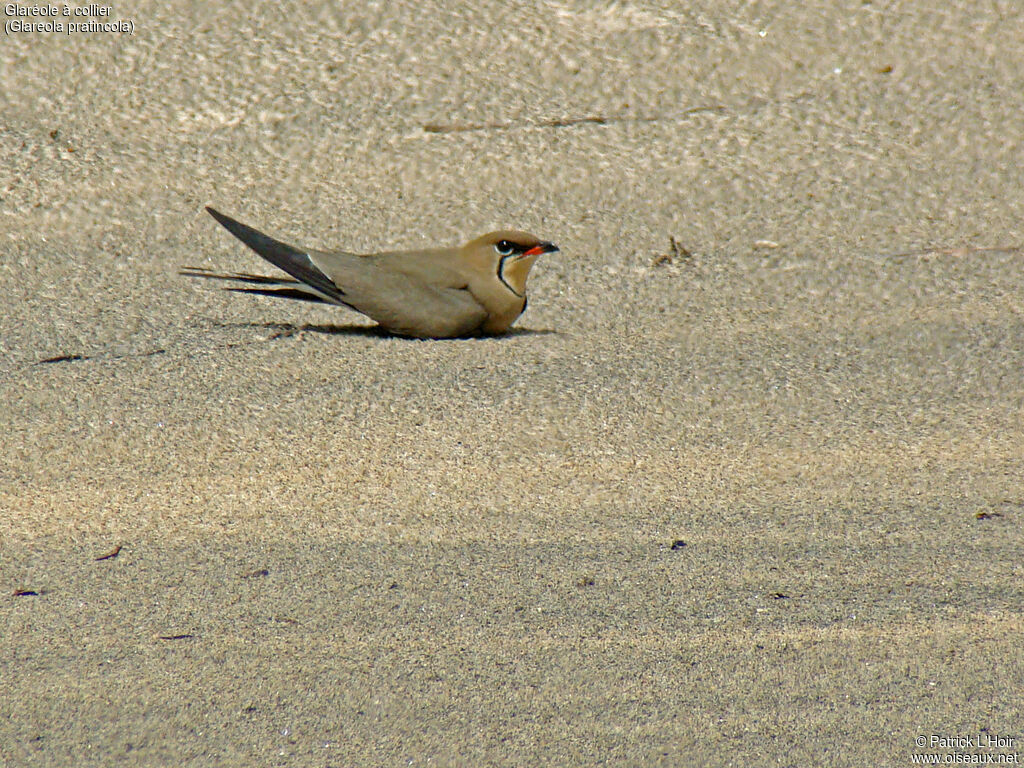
[494,240,516,256]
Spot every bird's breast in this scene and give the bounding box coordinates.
[478,293,527,334]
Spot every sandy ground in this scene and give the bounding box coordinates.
[2,1,1023,765]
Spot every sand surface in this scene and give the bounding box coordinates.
[2,1,1023,765]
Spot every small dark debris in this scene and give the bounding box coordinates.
[424,115,609,134]
[576,576,595,588]
[242,705,258,714]
[36,348,165,365]
[670,236,693,259]
[37,353,86,365]
[388,581,399,590]
[157,633,194,640]
[13,589,39,597]
[244,568,270,578]
[95,545,122,561]
[670,540,688,551]
[770,592,790,600]
[654,236,693,266]
[975,512,1003,520]
[423,108,724,136]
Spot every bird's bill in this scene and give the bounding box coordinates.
[522,242,559,257]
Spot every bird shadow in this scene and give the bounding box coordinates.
[213,321,560,340]
[30,322,559,368]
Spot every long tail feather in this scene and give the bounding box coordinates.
[181,266,329,303]
[180,266,302,285]
[225,286,328,303]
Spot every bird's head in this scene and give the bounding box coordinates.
[462,230,559,297]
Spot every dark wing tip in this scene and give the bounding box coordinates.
[204,205,347,303]
[205,205,231,227]
[205,206,265,248]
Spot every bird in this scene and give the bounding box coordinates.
[183,207,558,339]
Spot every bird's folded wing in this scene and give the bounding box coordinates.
[310,250,488,338]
